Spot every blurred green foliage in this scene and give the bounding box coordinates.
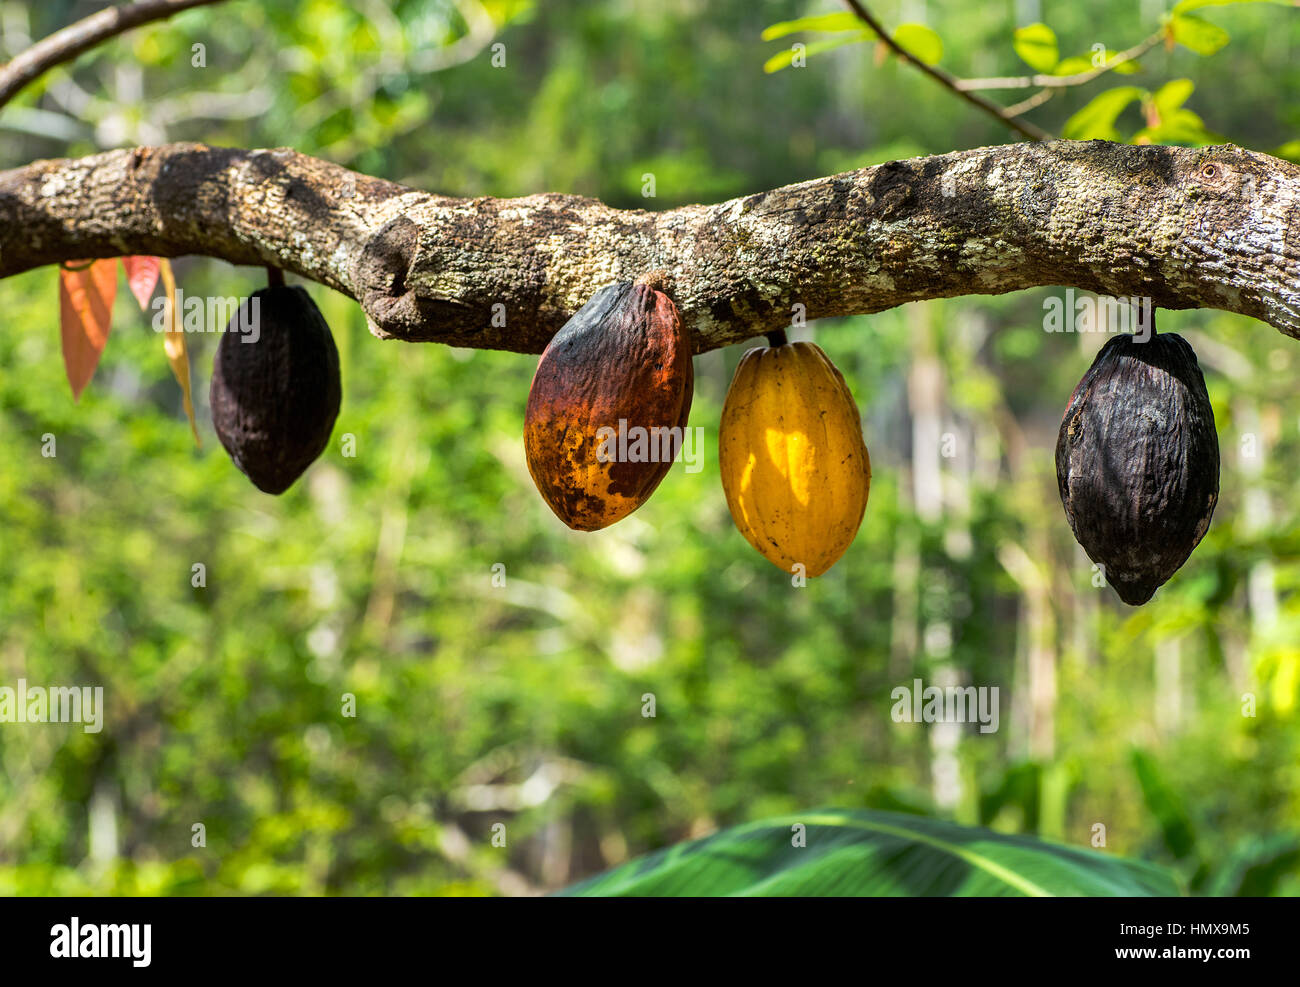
[1,0,1298,895]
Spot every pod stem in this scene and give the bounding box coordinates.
[766,328,789,348]
[266,266,285,288]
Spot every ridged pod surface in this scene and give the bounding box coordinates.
[524,281,694,530]
[718,340,871,577]
[210,285,341,495]
[1055,331,1219,605]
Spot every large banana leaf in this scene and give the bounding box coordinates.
[560,809,1181,897]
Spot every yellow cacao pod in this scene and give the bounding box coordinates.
[718,340,870,577]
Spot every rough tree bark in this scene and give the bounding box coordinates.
[1,139,1297,354]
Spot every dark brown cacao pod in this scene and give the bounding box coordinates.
[210,285,341,495]
[1055,331,1219,606]
[524,281,693,530]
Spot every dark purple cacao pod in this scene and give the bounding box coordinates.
[1055,331,1219,606]
[210,285,341,495]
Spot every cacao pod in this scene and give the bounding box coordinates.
[210,285,341,495]
[718,339,871,577]
[524,281,694,530]
[1055,331,1219,605]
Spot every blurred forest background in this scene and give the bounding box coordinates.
[2,0,1299,896]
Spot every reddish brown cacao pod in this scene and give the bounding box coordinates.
[524,281,694,530]
[1055,331,1219,605]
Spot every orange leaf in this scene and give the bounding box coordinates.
[59,259,118,402]
[120,255,161,310]
[158,258,201,447]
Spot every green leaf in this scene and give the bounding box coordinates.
[1169,13,1231,55]
[978,762,1042,829]
[1131,750,1199,861]
[1133,109,1221,147]
[761,12,864,41]
[762,31,874,73]
[1153,77,1195,118]
[1055,51,1142,76]
[559,809,1182,897]
[1173,0,1293,13]
[1093,48,1143,75]
[1054,55,1093,75]
[1063,86,1145,141]
[1203,834,1300,897]
[1013,22,1059,72]
[893,23,944,65]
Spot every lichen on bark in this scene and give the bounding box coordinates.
[1,139,1297,354]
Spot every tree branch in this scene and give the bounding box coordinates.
[840,0,1053,142]
[1003,88,1055,118]
[957,28,1167,92]
[1,140,1298,352]
[0,0,228,112]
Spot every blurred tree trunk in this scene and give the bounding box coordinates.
[908,304,967,812]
